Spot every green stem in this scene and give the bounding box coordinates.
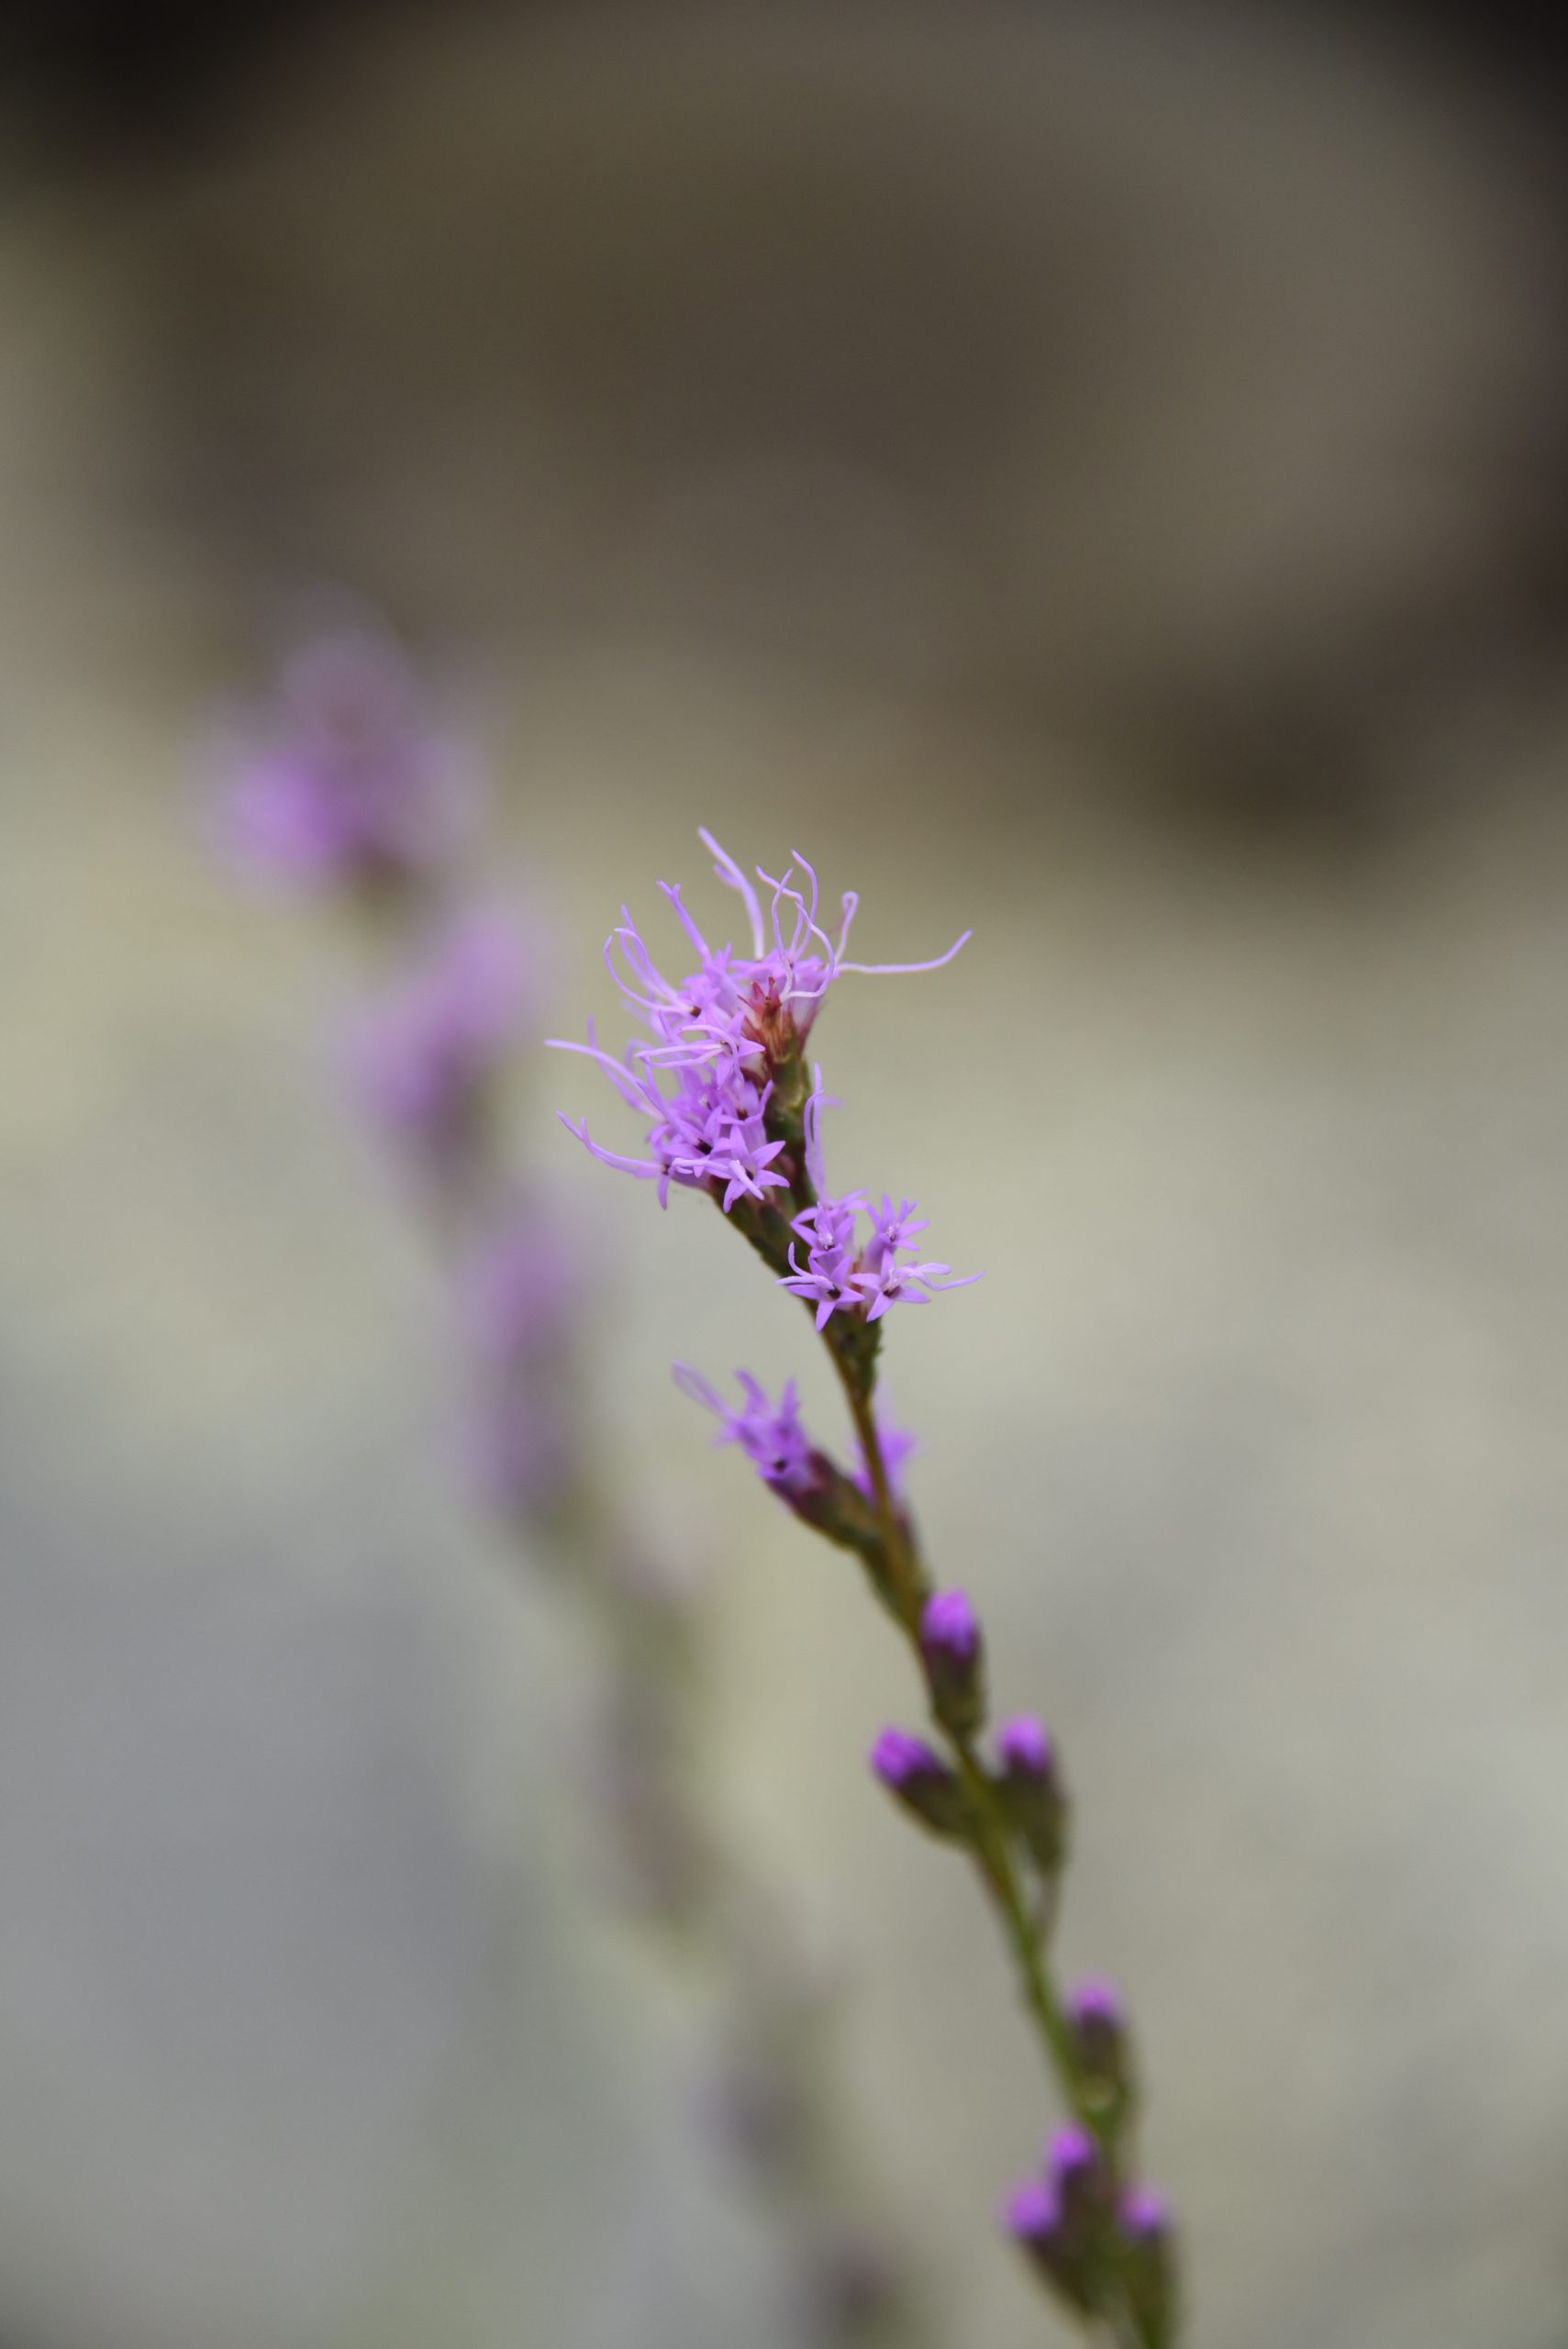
[840,1351,1148,2348]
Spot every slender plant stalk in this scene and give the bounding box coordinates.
[552,837,1180,2347]
[722,1054,1167,2348]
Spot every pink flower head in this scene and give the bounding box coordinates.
[347,907,531,1159]
[550,832,968,1209]
[217,624,471,891]
[673,1364,817,1497]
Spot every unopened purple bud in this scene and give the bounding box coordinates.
[1047,2122,1098,2187]
[1069,1976,1122,2030]
[1003,2176,1060,2246]
[996,1714,1052,1776]
[871,1728,940,1787]
[1046,2122,1110,2231]
[869,1728,969,1840]
[1004,2165,1095,2313]
[1120,2184,1178,2347]
[995,1714,1067,1873]
[920,1587,987,1734]
[923,1588,978,1661]
[1068,1974,1131,2099]
[1121,2186,1171,2243]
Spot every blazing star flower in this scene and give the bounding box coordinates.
[550,833,969,1206]
[346,907,531,1159]
[782,1186,978,1326]
[778,1074,978,1329]
[552,1028,792,1212]
[780,1191,866,1329]
[217,624,471,890]
[673,1364,817,1497]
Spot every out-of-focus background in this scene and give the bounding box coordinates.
[4,2,1568,2343]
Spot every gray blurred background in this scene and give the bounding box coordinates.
[3,2,1568,2343]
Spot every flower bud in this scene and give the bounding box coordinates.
[1044,2121,1108,2229]
[1119,2185,1178,2349]
[1003,2176,1095,2316]
[919,1587,986,1734]
[1067,1975,1131,2105]
[994,1714,1068,1873]
[869,1728,970,1841]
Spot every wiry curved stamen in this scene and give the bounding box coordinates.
[835,890,860,962]
[697,829,765,956]
[603,930,676,1020]
[556,1113,662,1182]
[607,912,692,1017]
[787,850,821,934]
[637,1031,751,1070]
[758,859,838,975]
[756,862,797,959]
[657,879,713,965]
[838,927,973,979]
[546,1029,661,1116]
[775,961,831,1012]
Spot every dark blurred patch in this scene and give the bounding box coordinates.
[0,0,418,155]
[9,0,1568,154]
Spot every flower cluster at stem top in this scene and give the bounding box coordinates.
[549,832,977,1363]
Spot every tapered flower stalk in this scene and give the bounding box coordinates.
[553,835,1180,2347]
[217,623,919,2346]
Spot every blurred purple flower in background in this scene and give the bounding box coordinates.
[217,621,473,891]
[458,1195,586,1518]
[345,906,535,1171]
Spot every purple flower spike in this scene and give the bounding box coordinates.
[550,841,972,1248]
